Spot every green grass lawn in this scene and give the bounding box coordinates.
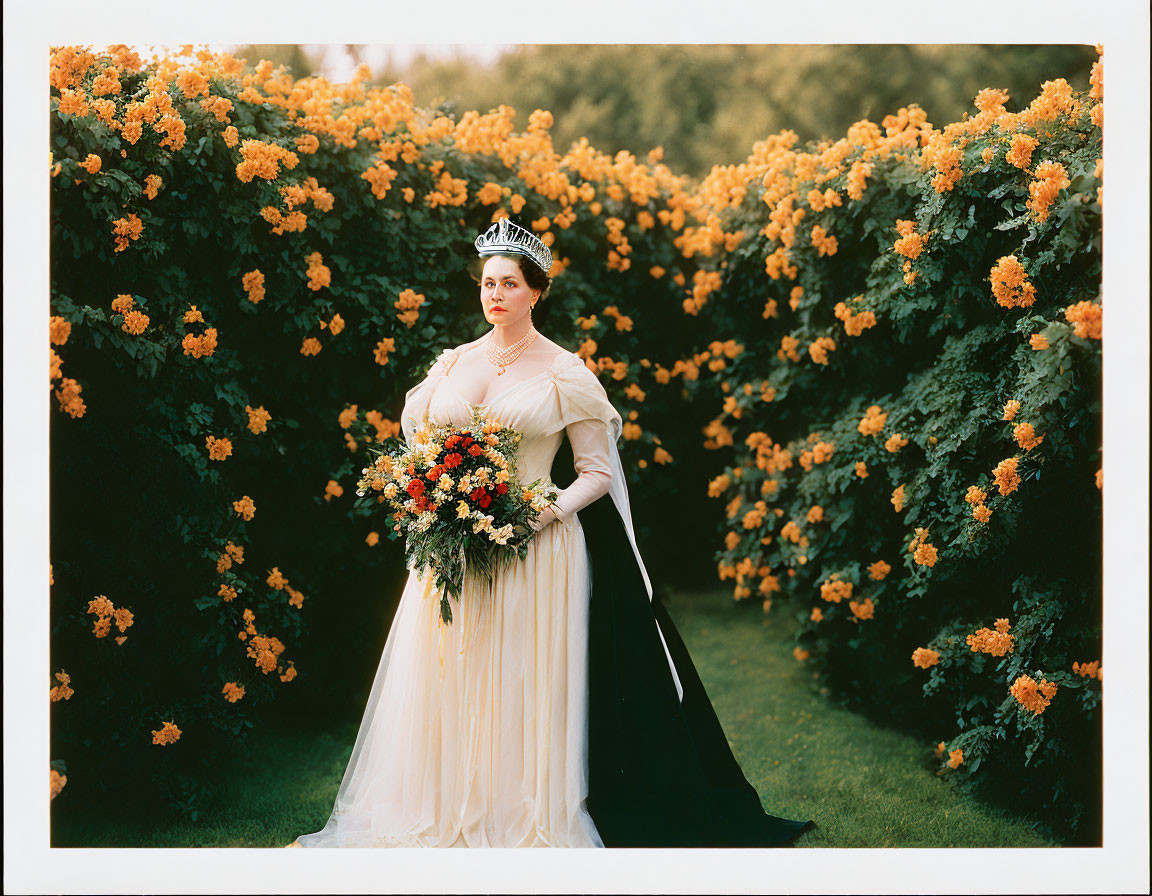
[663,587,1057,848]
[53,588,1057,848]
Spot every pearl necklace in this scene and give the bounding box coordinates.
[485,325,538,375]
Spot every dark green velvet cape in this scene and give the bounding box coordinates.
[552,439,817,848]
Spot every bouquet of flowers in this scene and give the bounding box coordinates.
[356,408,558,624]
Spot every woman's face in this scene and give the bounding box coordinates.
[480,256,539,327]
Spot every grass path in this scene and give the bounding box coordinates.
[664,587,1056,848]
[53,588,1056,848]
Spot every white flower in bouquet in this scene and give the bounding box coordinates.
[438,474,454,491]
[490,524,514,545]
[530,493,552,512]
[474,467,491,484]
[457,474,472,493]
[384,482,399,500]
[472,515,494,534]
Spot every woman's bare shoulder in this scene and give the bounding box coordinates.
[437,336,483,359]
[534,333,573,365]
[446,336,486,357]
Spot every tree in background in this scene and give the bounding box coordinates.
[229,44,315,80]
[374,44,1092,177]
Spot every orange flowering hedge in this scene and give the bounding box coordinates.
[696,62,1103,839]
[48,45,721,817]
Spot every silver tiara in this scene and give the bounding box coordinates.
[474,218,553,273]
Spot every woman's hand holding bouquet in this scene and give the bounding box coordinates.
[356,408,558,624]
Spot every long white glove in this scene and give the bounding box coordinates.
[530,417,612,532]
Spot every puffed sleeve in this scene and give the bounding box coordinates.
[548,352,659,614]
[550,353,623,441]
[544,354,621,522]
[400,348,454,446]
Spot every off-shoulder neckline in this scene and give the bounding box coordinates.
[434,347,584,410]
[437,344,579,375]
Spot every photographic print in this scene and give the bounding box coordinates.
[8,5,1149,894]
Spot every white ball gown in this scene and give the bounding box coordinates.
[294,347,815,848]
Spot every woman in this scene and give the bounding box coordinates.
[291,219,815,848]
